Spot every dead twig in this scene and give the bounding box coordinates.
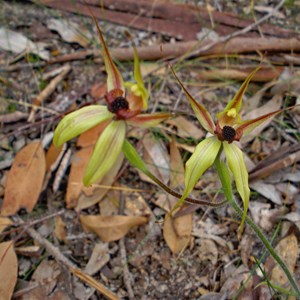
[118,194,135,300]
[13,215,120,300]
[249,144,300,182]
[27,64,71,122]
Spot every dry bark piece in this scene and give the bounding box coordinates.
[80,215,148,242]
[197,66,284,82]
[249,143,300,182]
[1,141,46,216]
[0,241,18,300]
[42,0,297,40]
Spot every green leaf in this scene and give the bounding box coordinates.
[122,139,148,174]
[223,142,250,235]
[83,120,126,186]
[170,66,215,134]
[184,136,221,195]
[53,105,113,147]
[169,137,221,214]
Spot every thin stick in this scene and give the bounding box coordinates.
[13,215,120,300]
[118,194,135,300]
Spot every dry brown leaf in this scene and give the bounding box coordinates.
[54,216,67,243]
[91,83,107,99]
[0,241,18,300]
[76,121,109,148]
[84,243,110,276]
[169,138,184,189]
[80,215,148,242]
[1,141,46,216]
[250,180,282,205]
[46,18,92,47]
[0,216,13,233]
[249,202,285,232]
[166,116,204,139]
[163,210,192,254]
[45,143,63,171]
[66,146,94,208]
[266,234,298,290]
[29,259,61,299]
[140,133,170,184]
[197,238,218,265]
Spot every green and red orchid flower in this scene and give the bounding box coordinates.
[171,66,298,235]
[53,19,171,186]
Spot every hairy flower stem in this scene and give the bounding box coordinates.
[214,155,300,297]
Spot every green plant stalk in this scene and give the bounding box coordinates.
[214,154,300,297]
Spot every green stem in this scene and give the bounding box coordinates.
[146,171,227,208]
[214,155,300,297]
[230,199,300,296]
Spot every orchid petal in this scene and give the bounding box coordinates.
[223,142,249,234]
[92,15,124,93]
[127,112,173,127]
[237,105,299,136]
[218,67,259,126]
[170,137,221,213]
[83,120,126,186]
[133,46,149,110]
[53,106,113,147]
[170,66,215,134]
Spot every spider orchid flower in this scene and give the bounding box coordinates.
[53,19,171,186]
[171,66,298,234]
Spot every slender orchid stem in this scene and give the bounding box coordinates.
[146,171,227,208]
[214,155,300,297]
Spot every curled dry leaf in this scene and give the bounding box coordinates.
[1,141,46,216]
[0,27,50,60]
[163,209,192,254]
[46,18,91,47]
[0,241,18,300]
[84,243,110,276]
[139,133,170,185]
[80,215,148,242]
[166,116,204,140]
